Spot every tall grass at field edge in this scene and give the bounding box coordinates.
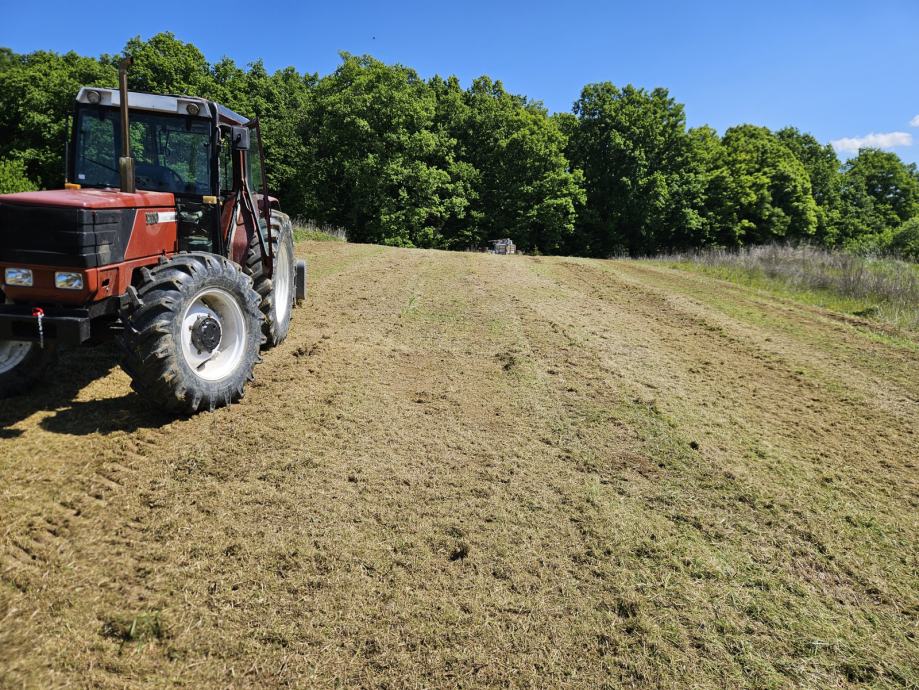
[292,219,348,243]
[653,244,919,334]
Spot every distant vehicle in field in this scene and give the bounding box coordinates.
[0,58,306,413]
[488,238,516,255]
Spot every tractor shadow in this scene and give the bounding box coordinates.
[39,393,171,436]
[0,342,169,437]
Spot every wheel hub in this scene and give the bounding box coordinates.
[190,315,222,353]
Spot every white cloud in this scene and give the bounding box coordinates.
[830,131,912,154]
[911,114,919,127]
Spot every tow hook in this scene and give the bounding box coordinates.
[32,307,44,349]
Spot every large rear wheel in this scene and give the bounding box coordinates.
[118,253,263,414]
[0,340,57,397]
[244,211,296,349]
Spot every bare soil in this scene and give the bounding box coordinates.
[1,242,917,688]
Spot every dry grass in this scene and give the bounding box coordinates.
[657,244,919,333]
[1,244,917,688]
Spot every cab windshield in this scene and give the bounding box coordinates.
[73,107,213,195]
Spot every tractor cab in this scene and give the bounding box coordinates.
[69,86,272,259]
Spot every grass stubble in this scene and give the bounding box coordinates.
[0,242,916,688]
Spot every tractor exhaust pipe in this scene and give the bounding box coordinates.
[118,56,135,193]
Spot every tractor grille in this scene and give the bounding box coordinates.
[0,203,136,268]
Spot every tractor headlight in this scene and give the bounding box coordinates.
[186,102,200,116]
[54,271,84,290]
[86,89,102,104]
[4,268,33,286]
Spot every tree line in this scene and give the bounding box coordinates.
[1,33,917,258]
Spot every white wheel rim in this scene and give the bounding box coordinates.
[0,340,32,375]
[274,241,292,326]
[180,287,247,382]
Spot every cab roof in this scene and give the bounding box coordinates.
[75,87,249,126]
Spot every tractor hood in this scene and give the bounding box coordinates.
[0,188,176,269]
[0,188,174,209]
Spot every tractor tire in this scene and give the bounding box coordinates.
[118,253,263,415]
[244,211,296,349]
[0,340,57,398]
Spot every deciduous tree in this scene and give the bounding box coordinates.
[837,149,919,249]
[566,83,701,256]
[716,125,818,245]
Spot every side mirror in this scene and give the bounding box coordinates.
[232,126,250,151]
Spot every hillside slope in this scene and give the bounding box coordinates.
[1,242,917,688]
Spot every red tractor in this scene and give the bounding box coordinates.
[0,59,306,413]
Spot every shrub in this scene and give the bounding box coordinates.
[0,158,35,194]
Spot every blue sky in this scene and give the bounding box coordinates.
[3,0,918,163]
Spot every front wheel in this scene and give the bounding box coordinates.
[118,253,263,414]
[0,340,58,397]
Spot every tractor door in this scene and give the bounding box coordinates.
[246,121,273,275]
[246,122,271,229]
[172,118,222,254]
[217,130,239,257]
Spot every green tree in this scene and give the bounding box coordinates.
[0,158,36,194]
[0,49,116,188]
[685,125,738,246]
[837,149,919,249]
[566,83,702,256]
[776,127,842,243]
[218,60,316,213]
[714,125,818,245]
[295,54,470,247]
[123,33,212,95]
[428,75,481,248]
[439,76,584,253]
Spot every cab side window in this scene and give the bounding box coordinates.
[76,112,118,187]
[218,129,233,194]
[248,127,265,194]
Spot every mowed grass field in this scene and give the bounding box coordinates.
[1,241,917,688]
